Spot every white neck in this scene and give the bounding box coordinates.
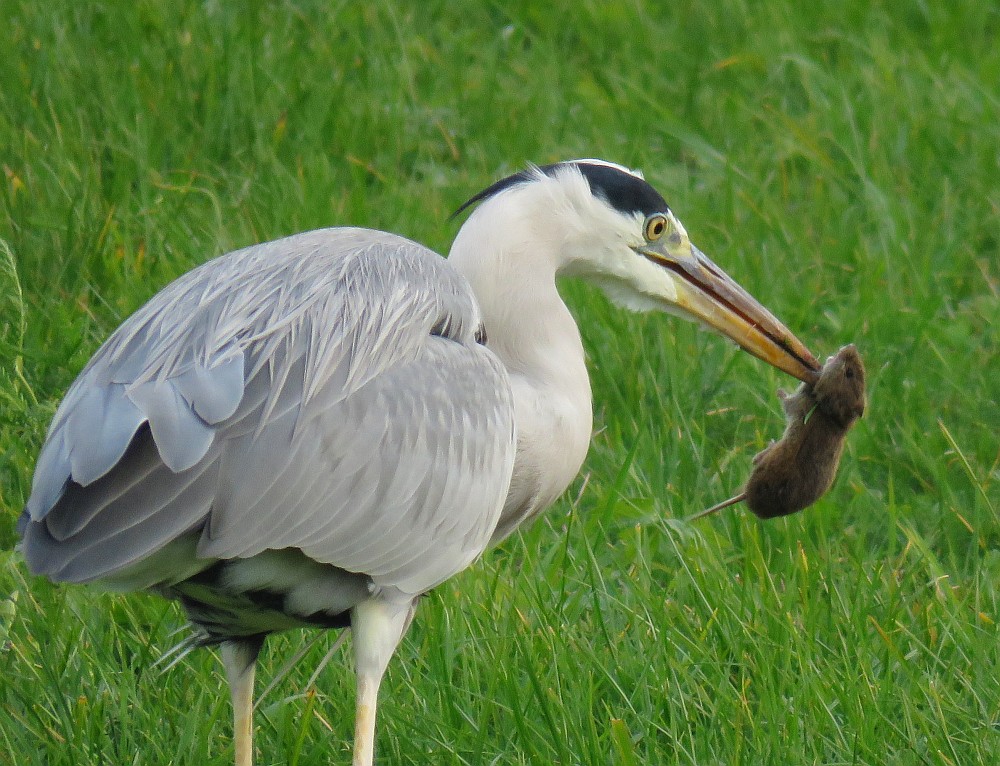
[448,198,594,540]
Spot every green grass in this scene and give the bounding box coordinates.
[2,1,999,763]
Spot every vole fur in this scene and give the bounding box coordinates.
[691,344,866,521]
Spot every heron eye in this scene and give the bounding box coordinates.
[644,214,669,241]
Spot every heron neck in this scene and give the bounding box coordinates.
[447,230,587,391]
[448,228,593,537]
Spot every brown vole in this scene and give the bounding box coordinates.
[691,344,866,521]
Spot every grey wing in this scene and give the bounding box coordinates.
[200,337,514,594]
[20,227,516,595]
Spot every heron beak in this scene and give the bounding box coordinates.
[640,242,821,383]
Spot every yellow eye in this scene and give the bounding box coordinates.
[644,214,669,241]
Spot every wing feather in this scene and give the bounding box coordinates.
[64,383,146,485]
[172,354,245,423]
[48,465,219,583]
[200,338,514,594]
[125,379,215,472]
[23,428,220,581]
[21,227,516,597]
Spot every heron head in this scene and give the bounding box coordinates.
[454,160,820,383]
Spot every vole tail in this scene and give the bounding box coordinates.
[686,492,747,522]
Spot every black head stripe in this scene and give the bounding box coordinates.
[452,161,670,220]
[568,162,670,217]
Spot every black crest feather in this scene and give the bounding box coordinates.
[452,161,670,220]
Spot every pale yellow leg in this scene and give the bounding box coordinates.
[350,600,415,766]
[352,673,380,766]
[221,641,260,766]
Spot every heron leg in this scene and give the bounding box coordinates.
[350,600,415,766]
[221,637,264,766]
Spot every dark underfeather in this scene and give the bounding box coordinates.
[169,561,352,644]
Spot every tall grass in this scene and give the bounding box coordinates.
[2,1,998,763]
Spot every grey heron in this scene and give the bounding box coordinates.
[18,160,820,765]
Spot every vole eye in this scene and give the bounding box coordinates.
[845,368,854,378]
[644,214,669,241]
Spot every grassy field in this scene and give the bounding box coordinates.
[2,1,999,763]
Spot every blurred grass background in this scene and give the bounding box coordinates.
[1,1,998,763]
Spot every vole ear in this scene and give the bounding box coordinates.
[820,391,864,429]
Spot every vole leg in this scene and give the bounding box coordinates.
[777,388,799,416]
[753,441,777,465]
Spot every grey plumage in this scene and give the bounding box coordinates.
[21,227,515,600]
